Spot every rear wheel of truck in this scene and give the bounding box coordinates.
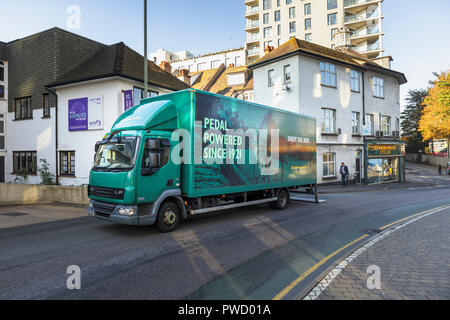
[269,189,290,210]
[156,201,181,233]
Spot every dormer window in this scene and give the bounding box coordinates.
[227,73,245,86]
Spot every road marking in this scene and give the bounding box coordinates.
[272,203,450,300]
[302,204,450,300]
[272,234,369,300]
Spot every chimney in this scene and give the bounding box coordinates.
[228,63,235,68]
[159,61,172,73]
[177,69,191,86]
[371,56,393,70]
[264,45,274,55]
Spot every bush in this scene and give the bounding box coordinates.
[38,159,55,185]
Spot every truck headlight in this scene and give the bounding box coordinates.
[118,208,136,216]
[88,200,94,209]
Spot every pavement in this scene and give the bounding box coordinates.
[312,207,450,300]
[0,161,448,300]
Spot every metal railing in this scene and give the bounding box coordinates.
[246,6,259,15]
[351,27,380,37]
[246,20,260,29]
[344,0,380,7]
[345,9,379,23]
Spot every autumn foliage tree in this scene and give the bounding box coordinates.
[419,71,450,141]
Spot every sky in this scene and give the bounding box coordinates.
[0,0,449,108]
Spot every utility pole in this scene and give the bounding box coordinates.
[144,0,148,98]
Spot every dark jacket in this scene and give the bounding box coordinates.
[340,165,349,176]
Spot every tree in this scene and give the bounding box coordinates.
[401,89,428,153]
[419,71,450,141]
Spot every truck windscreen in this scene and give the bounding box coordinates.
[93,136,139,172]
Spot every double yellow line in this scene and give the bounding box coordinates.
[273,204,450,300]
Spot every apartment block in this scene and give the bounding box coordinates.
[245,0,385,64]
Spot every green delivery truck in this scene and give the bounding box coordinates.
[88,89,317,232]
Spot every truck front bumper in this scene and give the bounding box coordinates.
[88,200,155,226]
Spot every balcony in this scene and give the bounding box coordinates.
[245,6,259,18]
[246,33,260,44]
[344,0,382,14]
[245,20,260,32]
[345,9,382,28]
[247,48,260,57]
[351,27,383,44]
[351,41,384,58]
[244,0,259,5]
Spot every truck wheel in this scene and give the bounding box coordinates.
[269,189,290,210]
[156,201,181,233]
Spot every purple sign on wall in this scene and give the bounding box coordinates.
[124,90,133,111]
[68,97,88,131]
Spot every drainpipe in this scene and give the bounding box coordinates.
[45,86,58,185]
[362,69,367,185]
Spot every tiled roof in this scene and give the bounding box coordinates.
[48,42,189,90]
[249,38,407,84]
[208,66,253,97]
[190,67,223,90]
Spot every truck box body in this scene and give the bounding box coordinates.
[116,90,317,198]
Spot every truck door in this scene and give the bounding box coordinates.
[136,137,178,204]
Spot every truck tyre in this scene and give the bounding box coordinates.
[156,201,181,233]
[269,189,290,210]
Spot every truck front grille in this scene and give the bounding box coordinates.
[93,202,115,214]
[89,185,125,200]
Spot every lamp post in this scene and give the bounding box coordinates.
[144,0,148,98]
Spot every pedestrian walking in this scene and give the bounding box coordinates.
[340,162,349,186]
[438,164,442,176]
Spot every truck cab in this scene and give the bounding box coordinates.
[88,99,186,232]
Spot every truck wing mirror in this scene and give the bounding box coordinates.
[142,152,161,176]
[145,139,159,150]
[95,139,109,153]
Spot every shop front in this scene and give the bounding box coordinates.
[364,140,406,185]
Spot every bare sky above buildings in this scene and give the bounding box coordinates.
[1,0,449,108]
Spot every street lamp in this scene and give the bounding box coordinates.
[144,0,148,98]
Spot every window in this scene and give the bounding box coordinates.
[268,69,274,86]
[286,0,292,4]
[235,56,242,67]
[264,26,273,38]
[284,65,291,83]
[304,3,311,15]
[328,13,337,25]
[278,39,281,47]
[305,18,311,31]
[133,87,159,106]
[15,97,32,120]
[42,94,50,118]
[289,21,296,33]
[277,24,281,36]
[197,62,207,71]
[274,10,280,22]
[0,85,4,99]
[373,77,384,98]
[264,40,274,48]
[327,0,338,10]
[277,0,281,6]
[0,114,4,150]
[352,112,360,134]
[350,70,360,92]
[211,60,221,69]
[263,13,269,24]
[320,62,336,87]
[323,153,336,177]
[289,7,295,19]
[60,151,75,176]
[331,44,335,50]
[305,33,312,42]
[263,0,271,10]
[150,91,159,98]
[331,28,338,41]
[365,114,374,136]
[13,151,37,174]
[322,108,336,133]
[381,116,391,136]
